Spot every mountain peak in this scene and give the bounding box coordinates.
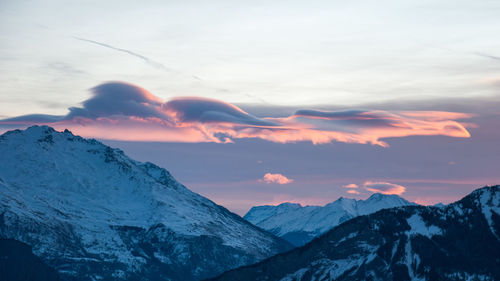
[0,126,291,281]
[277,202,302,208]
[367,192,385,199]
[1,125,90,146]
[364,192,412,205]
[366,192,398,200]
[4,125,59,138]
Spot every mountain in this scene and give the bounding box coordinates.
[245,194,414,246]
[0,126,291,281]
[210,185,500,281]
[0,238,61,281]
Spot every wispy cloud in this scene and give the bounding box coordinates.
[74,37,170,71]
[474,52,500,62]
[0,81,474,145]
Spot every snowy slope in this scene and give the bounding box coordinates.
[0,126,291,281]
[245,193,414,246]
[212,185,500,281]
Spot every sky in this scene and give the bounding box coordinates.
[1,0,499,215]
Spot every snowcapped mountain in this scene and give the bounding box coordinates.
[0,126,291,281]
[245,193,414,246]
[211,185,500,281]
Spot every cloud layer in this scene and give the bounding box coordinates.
[0,81,473,145]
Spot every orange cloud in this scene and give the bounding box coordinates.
[364,181,406,195]
[346,189,360,194]
[0,81,474,146]
[398,111,474,121]
[261,173,294,185]
[344,183,359,189]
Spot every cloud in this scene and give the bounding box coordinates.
[74,37,170,71]
[363,181,406,195]
[343,183,359,189]
[163,97,277,126]
[273,109,472,146]
[67,82,166,120]
[2,114,65,123]
[0,81,474,145]
[474,52,500,62]
[260,173,294,185]
[346,189,360,194]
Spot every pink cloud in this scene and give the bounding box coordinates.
[346,189,360,194]
[398,111,474,122]
[363,181,406,195]
[0,81,474,146]
[343,183,359,189]
[261,173,294,185]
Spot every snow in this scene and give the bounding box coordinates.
[0,126,284,277]
[406,213,443,238]
[332,231,358,246]
[282,234,383,280]
[228,185,500,281]
[245,192,414,239]
[279,268,310,281]
[445,272,495,281]
[390,240,399,262]
[403,238,424,281]
[478,188,500,240]
[314,257,367,280]
[454,204,464,216]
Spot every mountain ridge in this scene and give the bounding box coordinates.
[210,185,500,281]
[245,193,415,246]
[0,126,292,281]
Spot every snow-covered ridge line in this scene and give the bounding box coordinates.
[210,185,500,281]
[0,125,291,281]
[244,191,415,245]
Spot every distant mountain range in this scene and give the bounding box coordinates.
[2,126,498,281]
[210,185,500,281]
[0,126,291,281]
[245,194,415,246]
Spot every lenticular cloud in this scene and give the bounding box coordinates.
[0,81,473,145]
[364,181,406,195]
